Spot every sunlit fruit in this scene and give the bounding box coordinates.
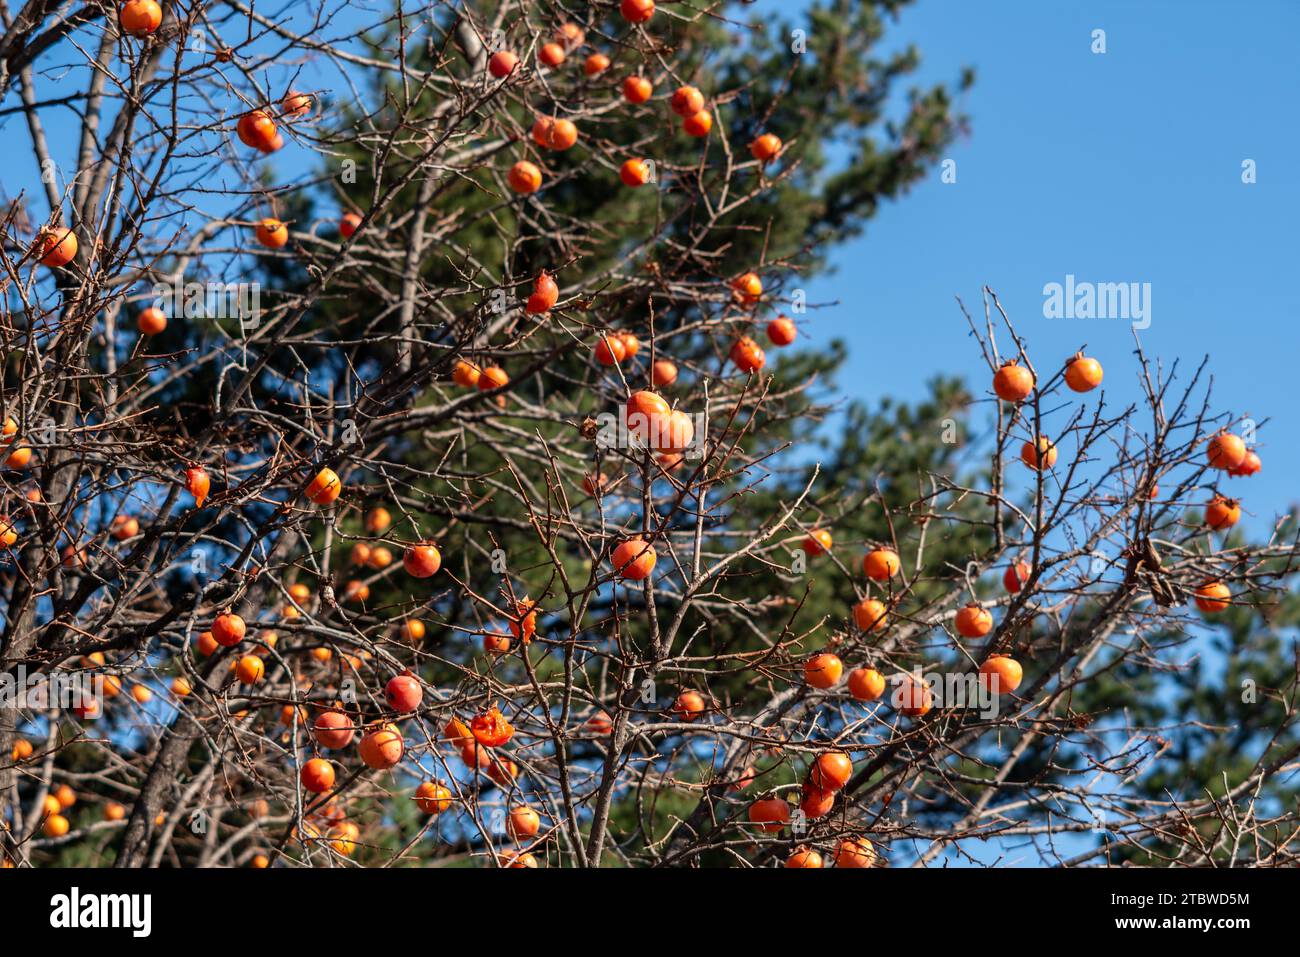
[1206,433,1246,471]
[237,110,278,150]
[1228,450,1261,477]
[1021,436,1057,470]
[672,690,705,721]
[507,805,541,840]
[612,536,657,580]
[444,717,473,748]
[510,600,537,643]
[508,161,542,193]
[488,50,518,78]
[478,365,509,391]
[804,653,843,690]
[862,547,901,581]
[282,90,312,117]
[895,674,933,717]
[1205,495,1241,530]
[235,655,264,684]
[538,42,566,68]
[452,359,481,387]
[527,270,559,313]
[306,467,341,504]
[339,212,362,238]
[212,612,246,647]
[852,598,887,632]
[595,333,627,366]
[802,529,832,556]
[800,784,835,819]
[955,603,993,638]
[402,542,441,577]
[786,846,823,868]
[37,227,77,267]
[104,802,126,821]
[767,316,797,346]
[470,706,514,747]
[834,837,877,868]
[652,359,678,386]
[313,710,355,749]
[1003,561,1031,593]
[670,85,704,116]
[12,738,33,761]
[620,158,651,187]
[582,472,607,497]
[415,781,453,815]
[623,75,653,103]
[359,723,404,769]
[402,619,425,642]
[584,53,610,76]
[301,758,335,794]
[810,751,852,791]
[621,0,655,22]
[385,673,422,712]
[44,814,70,838]
[1064,353,1103,392]
[978,655,1023,695]
[1194,580,1231,613]
[119,0,162,36]
[328,821,359,856]
[993,360,1034,402]
[171,677,191,697]
[501,850,538,868]
[586,710,613,735]
[682,109,712,137]
[137,306,167,335]
[848,667,886,702]
[255,218,288,248]
[730,337,766,373]
[730,271,763,306]
[747,797,790,832]
[186,466,210,507]
[750,133,782,163]
[532,116,578,151]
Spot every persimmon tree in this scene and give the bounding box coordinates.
[2,0,1297,870]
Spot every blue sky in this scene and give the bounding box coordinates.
[779,0,1300,536]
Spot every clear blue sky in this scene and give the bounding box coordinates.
[777,0,1299,534]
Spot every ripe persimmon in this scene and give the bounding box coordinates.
[1021,436,1057,470]
[186,466,210,507]
[750,133,783,163]
[804,653,843,690]
[848,667,886,702]
[852,598,887,632]
[212,612,246,647]
[747,797,790,832]
[385,673,422,712]
[730,336,766,373]
[236,110,278,151]
[895,674,933,717]
[955,603,993,638]
[672,690,706,721]
[670,85,704,116]
[584,53,610,76]
[306,467,341,504]
[281,91,312,117]
[235,655,264,684]
[802,528,832,556]
[1003,561,1031,593]
[1206,433,1246,471]
[993,360,1034,402]
[620,158,651,186]
[623,75,653,103]
[651,359,678,386]
[171,677,191,696]
[730,271,763,305]
[483,632,511,655]
[137,306,167,335]
[621,0,655,22]
[359,723,404,769]
[682,109,712,137]
[834,838,877,868]
[526,271,559,313]
[470,706,514,747]
[862,547,900,581]
[1064,353,1103,392]
[402,542,442,578]
[37,227,77,267]
[594,333,628,366]
[1205,495,1241,530]
[478,365,509,391]
[509,600,537,643]
[44,814,70,838]
[255,218,288,248]
[626,389,671,443]
[538,42,566,68]
[339,212,362,238]
[786,846,823,868]
[615,331,640,357]
[978,655,1023,695]
[489,50,519,78]
[767,316,797,346]
[582,472,608,497]
[104,802,127,821]
[310,711,355,750]
[508,161,542,194]
[1228,450,1261,477]
[1194,580,1231,613]
[810,751,853,791]
[555,23,584,48]
[415,781,453,815]
[119,0,162,36]
[612,536,657,580]
[11,738,33,761]
[800,784,835,819]
[301,758,335,794]
[444,717,473,748]
[452,359,481,387]
[507,805,541,840]
[532,116,578,151]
